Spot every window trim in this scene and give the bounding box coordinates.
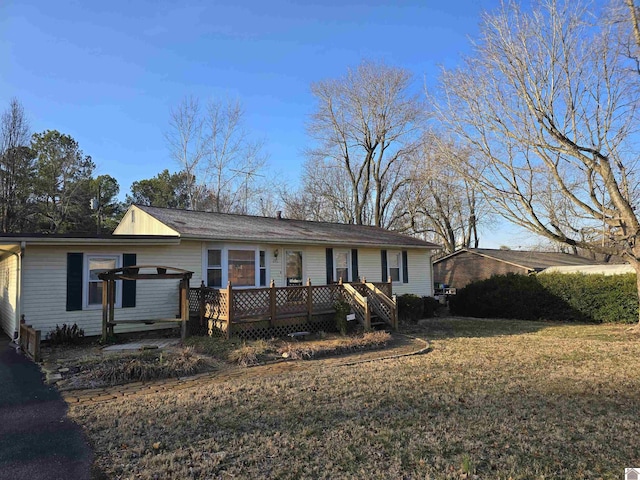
[203,244,270,289]
[387,250,403,285]
[333,249,351,283]
[84,253,122,310]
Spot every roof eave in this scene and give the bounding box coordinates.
[179,234,439,249]
[0,236,181,246]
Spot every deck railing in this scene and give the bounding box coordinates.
[189,279,395,338]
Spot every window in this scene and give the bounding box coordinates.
[286,250,303,286]
[334,250,350,282]
[388,251,401,283]
[206,247,270,288]
[87,255,119,307]
[228,250,255,287]
[207,249,222,287]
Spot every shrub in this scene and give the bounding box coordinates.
[397,294,424,323]
[422,296,440,318]
[47,323,85,345]
[449,272,638,323]
[334,299,351,335]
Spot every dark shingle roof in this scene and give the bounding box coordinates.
[436,248,602,271]
[136,205,438,249]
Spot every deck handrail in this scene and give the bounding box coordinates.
[365,282,397,330]
[343,283,371,329]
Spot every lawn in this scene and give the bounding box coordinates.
[68,317,640,479]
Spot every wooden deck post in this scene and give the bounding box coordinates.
[306,278,312,321]
[269,279,276,326]
[180,278,189,341]
[101,279,108,343]
[392,294,398,330]
[363,296,371,330]
[199,281,206,326]
[108,279,116,337]
[226,282,233,340]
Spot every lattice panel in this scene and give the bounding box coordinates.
[312,285,341,311]
[367,292,392,324]
[207,318,228,338]
[233,289,270,318]
[350,283,369,296]
[372,282,392,297]
[188,288,201,314]
[233,317,336,341]
[275,287,308,316]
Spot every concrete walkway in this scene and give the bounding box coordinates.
[0,339,93,480]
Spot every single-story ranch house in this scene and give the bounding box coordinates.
[0,205,439,341]
[433,248,604,289]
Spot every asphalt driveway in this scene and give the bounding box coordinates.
[0,339,93,480]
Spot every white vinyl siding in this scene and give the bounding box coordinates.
[0,253,18,339]
[354,248,433,297]
[21,241,202,338]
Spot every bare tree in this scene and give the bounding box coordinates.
[403,134,489,253]
[165,96,206,210]
[0,98,35,232]
[204,99,267,214]
[436,0,640,319]
[166,96,268,213]
[305,60,424,228]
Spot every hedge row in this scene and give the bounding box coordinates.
[449,272,639,323]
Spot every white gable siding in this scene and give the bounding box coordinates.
[113,206,178,236]
[0,253,18,339]
[21,241,202,338]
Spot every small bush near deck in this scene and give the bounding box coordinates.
[422,296,440,318]
[450,272,639,323]
[334,299,351,335]
[47,323,85,345]
[397,294,423,323]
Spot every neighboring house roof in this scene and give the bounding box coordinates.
[130,205,440,249]
[541,264,635,275]
[434,248,602,272]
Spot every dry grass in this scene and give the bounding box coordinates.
[187,331,392,365]
[69,318,640,479]
[56,348,218,390]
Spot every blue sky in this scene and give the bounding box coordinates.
[1,0,530,247]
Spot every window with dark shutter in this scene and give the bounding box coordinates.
[66,253,84,311]
[326,248,334,284]
[122,253,136,308]
[351,249,359,282]
[381,250,388,282]
[402,250,409,283]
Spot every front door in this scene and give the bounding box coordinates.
[285,250,303,286]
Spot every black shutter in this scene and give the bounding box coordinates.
[66,253,83,311]
[122,253,136,308]
[402,250,409,283]
[351,249,359,282]
[326,248,334,284]
[381,250,388,282]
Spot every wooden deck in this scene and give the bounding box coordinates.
[189,280,395,340]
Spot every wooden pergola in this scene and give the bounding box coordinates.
[98,265,193,343]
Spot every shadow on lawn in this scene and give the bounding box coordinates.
[405,316,558,340]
